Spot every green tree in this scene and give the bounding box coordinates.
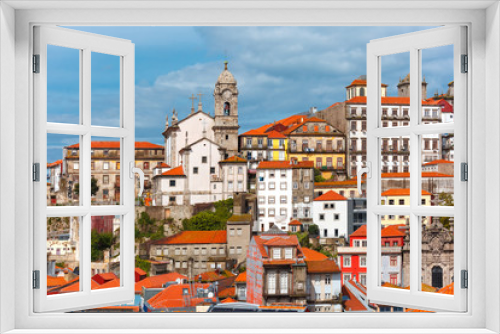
[308,224,319,236]
[438,192,454,229]
[135,256,151,276]
[91,230,115,262]
[314,168,326,182]
[74,177,99,196]
[182,199,234,231]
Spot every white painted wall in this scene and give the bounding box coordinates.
[313,199,348,239]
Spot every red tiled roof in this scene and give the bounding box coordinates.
[161,166,185,176]
[92,272,118,285]
[423,159,453,166]
[135,267,147,276]
[381,188,431,196]
[239,115,307,137]
[235,271,247,283]
[67,141,163,149]
[94,278,120,290]
[221,297,237,303]
[257,161,292,169]
[263,259,297,265]
[306,259,340,273]
[193,270,226,282]
[302,247,328,261]
[58,278,101,293]
[253,235,303,259]
[47,160,63,168]
[47,276,67,287]
[220,156,247,163]
[305,116,327,123]
[350,225,367,238]
[313,190,348,201]
[154,162,171,169]
[135,272,187,293]
[288,220,302,226]
[342,284,368,311]
[153,231,227,245]
[218,287,236,298]
[263,236,298,247]
[345,96,437,106]
[437,282,454,295]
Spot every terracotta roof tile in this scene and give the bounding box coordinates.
[154,162,171,169]
[315,179,361,187]
[218,287,236,298]
[147,283,215,309]
[350,225,367,238]
[345,96,436,106]
[161,166,185,176]
[47,160,63,168]
[47,276,67,287]
[257,161,292,169]
[263,236,298,246]
[306,259,340,273]
[135,272,187,293]
[313,190,348,201]
[235,271,247,283]
[220,156,247,163]
[221,297,238,303]
[302,247,328,261]
[288,220,303,226]
[381,188,431,196]
[153,231,227,245]
[67,141,163,149]
[266,130,287,139]
[356,172,453,179]
[423,159,453,166]
[381,225,406,237]
[135,267,147,276]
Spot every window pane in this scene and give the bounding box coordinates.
[380,216,408,288]
[380,137,410,205]
[47,45,80,124]
[91,137,121,205]
[91,52,120,127]
[420,133,454,206]
[420,216,454,294]
[421,45,454,125]
[46,216,81,295]
[380,52,410,127]
[91,215,121,290]
[47,133,81,206]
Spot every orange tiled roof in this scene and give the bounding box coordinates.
[306,259,340,273]
[135,272,187,293]
[381,188,431,196]
[67,141,163,149]
[218,287,236,298]
[342,284,368,311]
[235,271,247,283]
[47,276,67,287]
[220,156,247,163]
[47,160,63,168]
[345,79,388,88]
[135,267,147,276]
[161,166,185,176]
[58,278,101,293]
[437,282,454,295]
[153,230,227,245]
[313,190,348,201]
[423,159,453,166]
[95,278,120,290]
[257,161,292,169]
[253,235,303,259]
[92,272,117,283]
[239,115,306,137]
[147,283,215,309]
[345,96,437,106]
[263,236,298,246]
[154,162,171,169]
[350,225,367,238]
[381,225,406,238]
[221,297,237,303]
[288,220,302,226]
[315,179,361,187]
[302,247,328,261]
[263,259,297,265]
[266,130,287,139]
[94,306,140,312]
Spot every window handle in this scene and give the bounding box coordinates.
[357,162,371,194]
[130,162,145,197]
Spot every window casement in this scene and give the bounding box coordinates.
[365,26,467,312]
[33,26,135,312]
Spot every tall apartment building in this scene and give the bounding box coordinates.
[62,141,164,204]
[317,75,447,178]
[256,161,314,232]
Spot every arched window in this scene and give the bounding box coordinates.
[224,102,231,115]
[432,266,443,289]
[360,87,366,96]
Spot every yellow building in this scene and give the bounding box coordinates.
[380,188,432,226]
[284,117,346,180]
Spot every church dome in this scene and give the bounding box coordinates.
[217,61,237,84]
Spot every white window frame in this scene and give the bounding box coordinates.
[32,26,135,313]
[366,26,467,312]
[2,3,495,334]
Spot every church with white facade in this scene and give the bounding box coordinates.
[152,62,247,206]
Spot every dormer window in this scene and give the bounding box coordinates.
[272,248,281,259]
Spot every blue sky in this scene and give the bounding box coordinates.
[47,26,453,162]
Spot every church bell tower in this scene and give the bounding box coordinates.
[213,61,240,158]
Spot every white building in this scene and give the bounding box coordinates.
[219,156,248,200]
[312,190,348,240]
[256,161,294,232]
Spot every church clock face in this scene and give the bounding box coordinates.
[222,89,232,101]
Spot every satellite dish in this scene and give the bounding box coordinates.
[208,292,214,298]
